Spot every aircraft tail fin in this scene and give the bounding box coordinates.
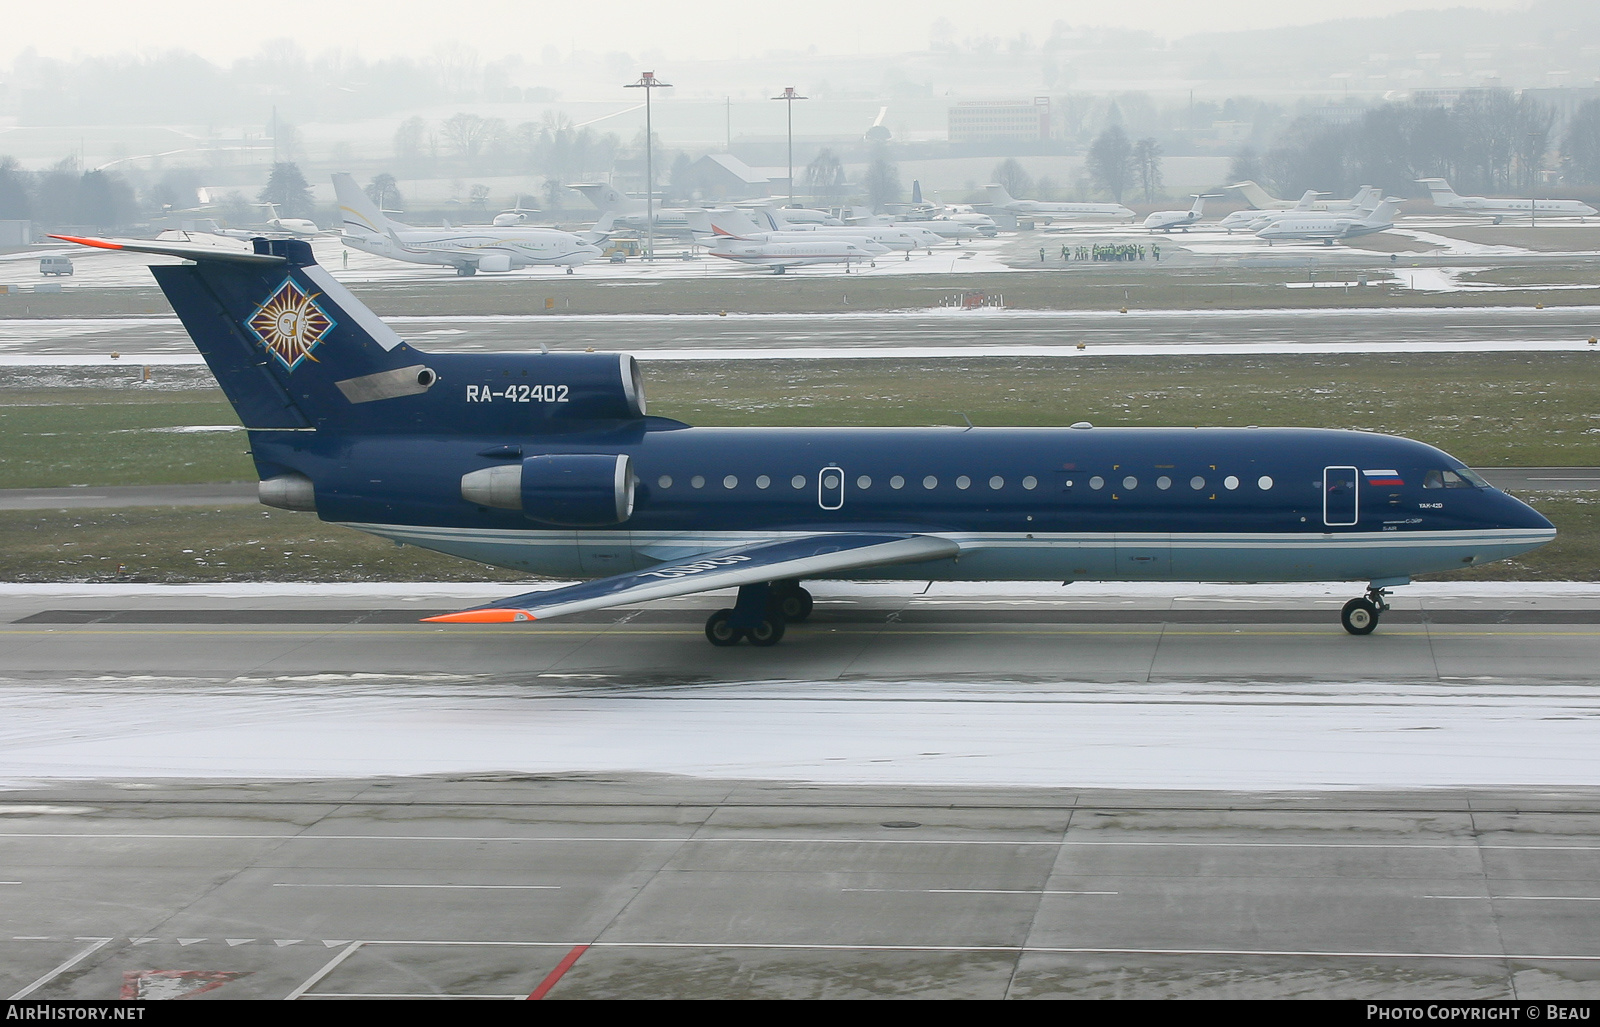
[1228,181,1281,209]
[333,172,396,236]
[570,181,641,214]
[51,235,647,446]
[912,180,923,205]
[704,208,767,238]
[985,184,1016,206]
[1365,199,1399,226]
[1418,178,1459,204]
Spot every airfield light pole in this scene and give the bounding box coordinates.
[626,71,671,260]
[772,87,808,206]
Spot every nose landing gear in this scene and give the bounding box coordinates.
[1340,587,1392,635]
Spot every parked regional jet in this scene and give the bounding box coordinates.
[1255,199,1400,244]
[1143,194,1219,232]
[984,184,1135,221]
[335,174,601,275]
[52,234,1557,646]
[1416,179,1596,223]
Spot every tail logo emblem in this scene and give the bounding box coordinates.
[245,278,336,372]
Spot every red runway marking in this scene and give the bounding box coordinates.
[528,944,589,1000]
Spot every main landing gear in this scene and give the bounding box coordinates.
[1340,587,1392,636]
[704,581,812,647]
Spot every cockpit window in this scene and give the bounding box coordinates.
[1423,469,1483,490]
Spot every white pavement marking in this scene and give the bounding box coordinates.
[286,940,364,1001]
[271,883,559,890]
[842,888,1119,895]
[4,832,1600,852]
[8,937,112,999]
[1426,895,1600,901]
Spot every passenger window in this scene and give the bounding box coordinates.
[658,475,673,489]
[1190,476,1205,490]
[956,476,971,490]
[691,475,705,489]
[756,475,771,489]
[1224,476,1239,490]
[1156,476,1172,490]
[989,476,1004,490]
[891,475,906,489]
[723,475,738,489]
[857,475,872,489]
[1089,476,1105,491]
[1122,476,1138,490]
[1022,476,1037,490]
[791,475,806,489]
[1258,476,1273,490]
[923,475,938,489]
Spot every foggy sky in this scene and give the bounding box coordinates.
[7,0,1537,64]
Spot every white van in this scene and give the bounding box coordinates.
[39,256,73,276]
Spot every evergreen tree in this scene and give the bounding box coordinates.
[259,162,314,219]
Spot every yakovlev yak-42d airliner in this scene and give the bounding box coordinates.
[56,235,1556,646]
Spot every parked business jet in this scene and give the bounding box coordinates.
[1229,181,1379,214]
[256,203,322,237]
[49,234,1557,646]
[1227,188,1384,233]
[335,174,601,275]
[1255,199,1400,244]
[1143,194,1219,232]
[754,208,946,255]
[985,184,1135,221]
[685,210,885,272]
[1416,178,1596,223]
[570,182,696,238]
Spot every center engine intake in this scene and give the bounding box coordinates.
[461,453,635,526]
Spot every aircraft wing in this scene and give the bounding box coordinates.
[423,532,960,623]
[49,234,287,265]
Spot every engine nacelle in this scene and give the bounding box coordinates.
[461,453,634,526]
[478,254,513,273]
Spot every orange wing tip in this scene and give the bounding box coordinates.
[421,608,535,624]
[49,234,122,250]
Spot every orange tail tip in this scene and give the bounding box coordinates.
[49,234,122,250]
[422,608,535,624]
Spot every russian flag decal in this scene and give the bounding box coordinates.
[1363,469,1405,486]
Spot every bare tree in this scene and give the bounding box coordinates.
[1513,93,1555,192]
[805,149,844,203]
[1086,125,1135,202]
[365,173,402,212]
[1132,137,1163,202]
[991,158,1033,198]
[1560,99,1600,186]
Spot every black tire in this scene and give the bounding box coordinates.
[775,587,813,622]
[705,609,743,646]
[745,616,786,647]
[1341,597,1380,636]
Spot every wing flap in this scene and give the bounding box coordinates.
[423,533,959,624]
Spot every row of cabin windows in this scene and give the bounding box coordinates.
[653,473,1275,492]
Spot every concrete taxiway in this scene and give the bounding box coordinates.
[3,306,1600,362]
[4,582,1600,998]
